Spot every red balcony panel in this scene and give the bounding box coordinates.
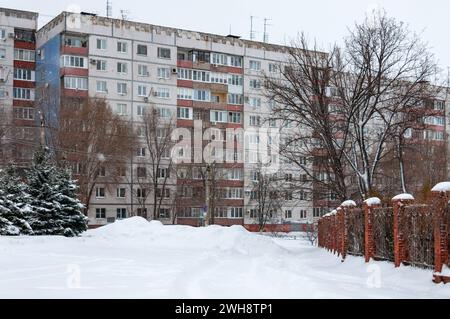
[221,163,244,169]
[13,119,36,127]
[14,40,35,50]
[177,119,194,128]
[215,218,244,226]
[14,61,35,69]
[60,68,89,77]
[227,104,244,112]
[177,99,193,107]
[177,79,193,88]
[13,100,34,107]
[61,46,89,56]
[13,80,35,89]
[426,125,446,132]
[176,218,200,227]
[62,89,89,98]
[216,180,244,188]
[227,66,244,74]
[192,101,211,109]
[227,123,243,130]
[177,60,193,68]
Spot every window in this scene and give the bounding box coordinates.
[61,55,86,68]
[117,41,128,53]
[159,208,170,219]
[178,68,192,80]
[156,88,170,99]
[228,169,242,181]
[136,188,147,198]
[215,207,227,218]
[228,74,243,86]
[177,88,193,100]
[157,67,170,79]
[211,72,228,84]
[137,167,147,178]
[138,85,148,97]
[192,70,210,82]
[269,63,279,73]
[96,187,105,198]
[14,69,33,81]
[137,44,148,56]
[117,188,126,198]
[138,65,149,77]
[97,38,107,50]
[158,107,171,118]
[249,60,261,71]
[96,81,107,93]
[228,112,241,124]
[156,188,171,198]
[157,168,170,178]
[117,208,127,219]
[137,105,146,116]
[211,53,227,65]
[157,47,171,59]
[285,210,292,219]
[249,115,261,127]
[0,89,7,99]
[117,82,128,95]
[249,97,261,108]
[434,100,445,111]
[64,77,88,90]
[210,110,227,123]
[14,49,35,62]
[269,118,277,127]
[285,192,293,201]
[194,90,210,101]
[229,56,243,68]
[0,49,5,59]
[300,210,307,219]
[0,29,5,40]
[13,107,34,120]
[13,88,33,100]
[230,207,243,218]
[64,36,86,48]
[96,208,106,219]
[225,188,243,199]
[115,103,128,116]
[249,79,261,89]
[177,107,192,120]
[228,93,244,105]
[117,62,128,74]
[96,60,107,71]
[137,147,146,157]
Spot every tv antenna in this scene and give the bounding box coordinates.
[250,16,259,41]
[263,18,273,43]
[106,0,113,18]
[120,10,130,20]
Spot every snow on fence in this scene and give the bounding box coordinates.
[317,184,450,283]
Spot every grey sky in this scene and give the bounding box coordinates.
[2,0,449,72]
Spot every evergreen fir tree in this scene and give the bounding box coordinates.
[54,168,88,237]
[26,147,65,236]
[0,165,33,236]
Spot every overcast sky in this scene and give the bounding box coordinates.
[2,0,450,72]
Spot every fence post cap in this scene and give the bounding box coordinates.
[364,197,381,207]
[341,200,357,207]
[431,182,450,193]
[392,193,414,202]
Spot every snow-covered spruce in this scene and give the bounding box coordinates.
[0,165,33,236]
[26,147,87,237]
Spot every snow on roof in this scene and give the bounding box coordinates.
[364,197,381,206]
[341,200,357,207]
[431,182,450,193]
[392,193,414,201]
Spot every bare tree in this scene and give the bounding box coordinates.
[133,105,176,220]
[332,10,439,199]
[56,97,136,212]
[302,222,318,246]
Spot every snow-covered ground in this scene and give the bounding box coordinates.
[0,217,448,299]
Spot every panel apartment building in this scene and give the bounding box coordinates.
[1,8,448,229]
[0,8,38,166]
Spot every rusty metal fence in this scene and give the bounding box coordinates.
[372,207,394,262]
[346,208,365,257]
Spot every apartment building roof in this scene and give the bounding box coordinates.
[0,7,38,21]
[38,11,326,56]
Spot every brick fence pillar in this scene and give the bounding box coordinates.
[430,185,450,273]
[392,194,415,268]
[339,201,357,262]
[363,198,381,263]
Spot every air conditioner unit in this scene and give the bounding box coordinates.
[90,59,97,65]
[8,33,15,39]
[152,91,158,97]
[210,122,217,126]
[171,68,178,74]
[143,97,149,103]
[213,63,220,68]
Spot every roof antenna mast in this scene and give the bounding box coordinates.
[106,0,113,18]
[263,18,273,43]
[250,15,258,41]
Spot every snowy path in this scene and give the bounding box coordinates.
[0,218,449,299]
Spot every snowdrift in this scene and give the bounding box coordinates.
[87,217,285,256]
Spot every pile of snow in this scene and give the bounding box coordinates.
[431,182,450,193]
[323,209,338,218]
[87,217,284,256]
[364,197,381,206]
[341,200,357,207]
[392,193,414,201]
[435,265,450,277]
